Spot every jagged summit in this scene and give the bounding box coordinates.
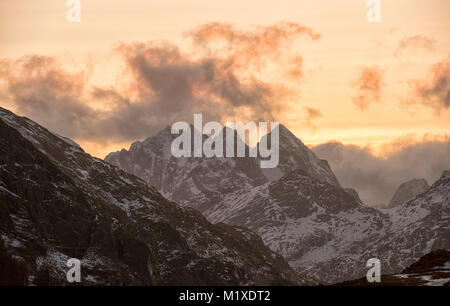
[106,122,340,200]
[259,123,340,186]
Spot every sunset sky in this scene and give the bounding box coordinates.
[1,0,449,160]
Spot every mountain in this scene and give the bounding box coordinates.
[259,125,340,186]
[370,170,450,274]
[203,168,449,283]
[106,125,266,213]
[387,178,430,208]
[105,124,339,214]
[0,107,307,285]
[105,124,340,212]
[106,124,450,284]
[336,249,450,286]
[344,188,363,204]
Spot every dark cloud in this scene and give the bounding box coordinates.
[407,54,450,113]
[394,35,436,57]
[312,137,450,206]
[0,22,320,144]
[350,66,384,111]
[0,55,93,139]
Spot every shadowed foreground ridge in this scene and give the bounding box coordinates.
[0,107,307,285]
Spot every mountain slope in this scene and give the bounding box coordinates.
[387,178,430,208]
[0,107,306,285]
[105,125,384,283]
[370,170,450,273]
[259,125,340,186]
[336,249,450,286]
[201,169,391,283]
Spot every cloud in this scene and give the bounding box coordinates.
[303,107,322,130]
[394,35,436,57]
[0,55,93,139]
[188,21,320,67]
[312,136,450,206]
[114,40,281,124]
[0,22,320,145]
[407,54,450,113]
[350,66,385,111]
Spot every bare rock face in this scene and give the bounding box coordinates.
[0,107,307,286]
[388,178,430,208]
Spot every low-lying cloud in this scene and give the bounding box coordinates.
[312,136,450,206]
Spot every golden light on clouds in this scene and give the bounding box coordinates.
[0,0,449,158]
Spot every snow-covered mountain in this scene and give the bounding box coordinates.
[0,107,307,285]
[374,171,449,270]
[106,125,266,213]
[259,125,340,186]
[202,168,449,283]
[201,169,392,283]
[106,124,450,284]
[105,124,340,212]
[387,178,430,208]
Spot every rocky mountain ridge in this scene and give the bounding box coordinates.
[0,107,306,285]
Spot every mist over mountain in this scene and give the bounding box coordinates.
[312,140,450,206]
[105,124,340,211]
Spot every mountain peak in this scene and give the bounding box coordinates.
[258,123,340,186]
[388,178,430,208]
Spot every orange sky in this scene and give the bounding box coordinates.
[1,0,449,158]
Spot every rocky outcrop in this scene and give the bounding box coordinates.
[105,124,341,215]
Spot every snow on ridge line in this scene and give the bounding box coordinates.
[53,132,82,150]
[0,107,83,151]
